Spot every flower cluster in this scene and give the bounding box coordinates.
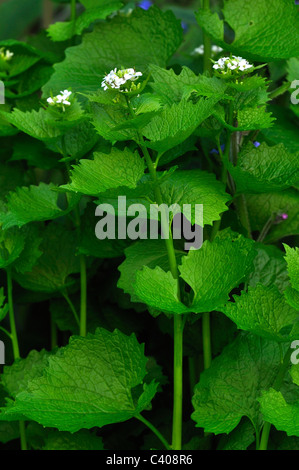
[192,45,223,56]
[0,47,14,62]
[101,68,142,92]
[47,90,72,111]
[212,56,253,75]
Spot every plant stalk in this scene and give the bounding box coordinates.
[259,347,292,450]
[136,414,171,450]
[203,0,212,74]
[6,268,27,450]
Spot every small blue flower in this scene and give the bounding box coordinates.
[181,21,188,33]
[138,0,152,10]
[295,0,299,5]
[210,144,225,154]
[253,141,261,148]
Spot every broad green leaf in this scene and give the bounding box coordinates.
[219,284,299,342]
[48,120,99,160]
[246,190,299,243]
[118,240,184,303]
[142,96,221,154]
[261,106,299,154]
[284,286,299,311]
[0,108,62,141]
[10,224,42,274]
[42,7,183,95]
[214,105,274,132]
[78,203,129,259]
[0,328,158,432]
[248,244,289,293]
[228,143,299,193]
[284,244,299,292]
[259,363,299,437]
[0,182,81,229]
[149,65,227,105]
[196,0,299,62]
[133,230,256,314]
[1,349,52,398]
[217,419,255,450]
[192,333,284,434]
[0,226,25,269]
[4,63,53,99]
[62,147,145,195]
[47,1,122,41]
[160,169,230,227]
[13,223,81,293]
[0,39,41,79]
[38,429,104,450]
[11,137,60,170]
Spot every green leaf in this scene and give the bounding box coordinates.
[0,108,62,141]
[40,429,104,450]
[42,7,183,96]
[0,226,25,269]
[261,106,299,154]
[0,328,158,432]
[219,284,299,342]
[284,244,299,292]
[1,349,52,398]
[259,363,299,437]
[149,65,227,105]
[118,239,183,303]
[196,0,299,62]
[152,169,230,227]
[248,244,289,293]
[192,333,284,435]
[78,203,129,258]
[47,0,122,41]
[142,96,221,154]
[13,223,81,293]
[214,105,274,132]
[10,224,42,274]
[228,143,299,194]
[217,419,255,450]
[246,190,299,243]
[0,39,41,78]
[0,183,81,229]
[62,147,145,195]
[133,230,256,314]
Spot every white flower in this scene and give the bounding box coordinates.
[47,90,72,110]
[213,55,253,74]
[101,67,143,92]
[0,47,14,62]
[192,44,223,56]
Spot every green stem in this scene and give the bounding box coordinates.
[63,145,88,337]
[202,0,212,74]
[136,414,171,450]
[269,81,290,100]
[202,312,212,369]
[125,95,184,450]
[235,194,252,239]
[188,356,197,397]
[50,313,58,349]
[172,315,184,450]
[61,290,80,327]
[7,267,19,360]
[0,325,12,340]
[6,268,27,450]
[71,0,76,22]
[259,347,292,450]
[79,254,87,337]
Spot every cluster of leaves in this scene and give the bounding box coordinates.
[0,0,299,451]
